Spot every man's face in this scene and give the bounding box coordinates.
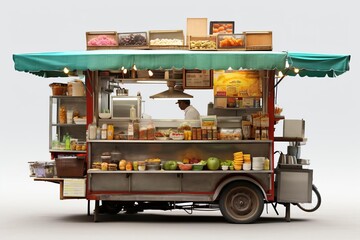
[178,101,186,110]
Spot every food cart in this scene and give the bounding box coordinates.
[13,50,350,223]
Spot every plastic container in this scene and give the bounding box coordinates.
[49,83,67,96]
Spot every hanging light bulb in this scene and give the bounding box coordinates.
[63,67,70,74]
[228,67,233,71]
[294,68,300,74]
[132,64,137,71]
[285,60,289,68]
[123,68,128,74]
[148,70,154,77]
[278,71,284,78]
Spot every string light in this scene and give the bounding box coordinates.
[63,67,70,74]
[294,68,300,74]
[148,70,154,77]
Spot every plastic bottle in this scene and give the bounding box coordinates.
[101,123,107,140]
[52,134,60,149]
[130,105,136,121]
[128,121,134,140]
[107,124,114,140]
[89,123,97,140]
[264,158,270,170]
[65,133,71,150]
[133,120,140,140]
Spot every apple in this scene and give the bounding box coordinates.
[207,157,220,170]
[163,160,178,170]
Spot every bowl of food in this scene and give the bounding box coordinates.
[192,164,205,171]
[178,163,192,171]
[73,117,86,124]
[99,112,111,119]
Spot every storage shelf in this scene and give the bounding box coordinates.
[274,137,307,143]
[51,123,86,126]
[214,107,262,110]
[88,170,273,174]
[88,139,272,144]
[49,149,86,153]
[50,96,86,99]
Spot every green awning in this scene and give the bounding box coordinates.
[287,52,350,77]
[13,50,287,77]
[12,50,350,78]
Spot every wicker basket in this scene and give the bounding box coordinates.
[55,156,85,178]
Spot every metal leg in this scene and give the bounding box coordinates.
[94,200,99,222]
[87,200,90,216]
[285,203,291,222]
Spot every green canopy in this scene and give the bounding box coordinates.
[12,50,350,78]
[287,52,350,77]
[13,50,287,77]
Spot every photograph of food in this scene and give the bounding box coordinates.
[210,21,234,34]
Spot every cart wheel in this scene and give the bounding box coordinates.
[296,184,321,212]
[100,201,123,215]
[219,182,264,223]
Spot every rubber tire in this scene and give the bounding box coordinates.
[219,182,264,224]
[100,201,123,215]
[296,185,321,212]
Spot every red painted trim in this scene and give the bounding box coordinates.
[267,70,275,201]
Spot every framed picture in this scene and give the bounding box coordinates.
[183,69,213,89]
[209,21,235,34]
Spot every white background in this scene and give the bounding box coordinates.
[0,0,359,239]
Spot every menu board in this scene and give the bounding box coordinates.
[183,69,213,89]
[63,178,86,197]
[213,70,262,97]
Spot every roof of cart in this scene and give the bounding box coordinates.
[12,50,350,78]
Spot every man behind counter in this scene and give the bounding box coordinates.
[176,99,200,120]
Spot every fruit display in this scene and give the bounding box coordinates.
[190,40,216,50]
[211,22,234,34]
[219,35,245,48]
[207,157,220,170]
[178,163,193,171]
[163,160,178,170]
[119,33,147,46]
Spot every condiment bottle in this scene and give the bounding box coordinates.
[201,127,207,140]
[212,126,218,140]
[130,105,136,121]
[101,123,107,140]
[133,120,140,140]
[264,158,270,170]
[89,123,97,140]
[207,126,212,140]
[107,124,114,140]
[128,121,134,140]
[65,133,71,150]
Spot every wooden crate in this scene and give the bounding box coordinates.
[86,31,119,50]
[217,33,246,51]
[186,18,208,45]
[148,30,185,49]
[244,31,272,51]
[189,36,217,51]
[118,32,149,49]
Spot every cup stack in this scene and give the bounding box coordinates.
[233,152,244,170]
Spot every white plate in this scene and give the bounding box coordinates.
[155,137,169,140]
[73,118,86,124]
[170,136,184,140]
